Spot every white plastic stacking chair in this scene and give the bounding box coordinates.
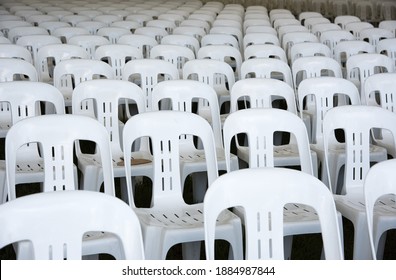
[123,110,243,260]
[311,23,342,38]
[277,25,309,46]
[304,17,330,32]
[94,44,142,80]
[0,44,33,64]
[345,21,374,38]
[182,59,235,114]
[282,32,319,64]
[118,34,158,58]
[0,190,145,260]
[243,19,272,33]
[364,159,396,260]
[40,21,72,34]
[134,26,169,44]
[289,42,331,64]
[151,80,238,202]
[334,15,361,29]
[379,20,396,36]
[93,14,122,26]
[200,34,239,50]
[364,73,396,158]
[240,58,293,87]
[72,79,149,198]
[111,20,140,33]
[376,38,396,68]
[243,33,280,49]
[297,77,361,187]
[7,26,48,44]
[0,81,65,203]
[346,53,395,102]
[173,26,206,42]
[125,13,152,27]
[4,113,138,259]
[244,44,287,62]
[0,21,31,39]
[146,19,176,34]
[60,15,91,27]
[75,21,107,35]
[360,27,394,47]
[68,35,110,59]
[0,58,38,82]
[197,45,242,81]
[319,29,355,58]
[51,26,90,43]
[36,44,89,84]
[209,26,243,50]
[205,168,343,260]
[245,25,277,35]
[150,44,195,77]
[53,59,114,112]
[158,13,185,27]
[122,59,179,111]
[96,27,131,44]
[323,105,396,259]
[161,34,200,57]
[26,14,58,26]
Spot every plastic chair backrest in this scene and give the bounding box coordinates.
[244,44,287,62]
[160,34,200,57]
[364,73,396,109]
[297,77,361,144]
[122,59,179,110]
[6,114,114,197]
[292,56,343,91]
[230,78,297,113]
[68,35,110,59]
[359,28,394,47]
[364,158,396,260]
[323,105,396,193]
[152,80,223,148]
[240,58,293,87]
[290,42,331,64]
[376,38,396,68]
[0,190,144,259]
[36,44,89,83]
[319,29,355,57]
[95,44,143,80]
[8,26,48,43]
[15,35,62,65]
[243,32,280,49]
[96,26,131,43]
[334,15,361,29]
[173,26,207,42]
[118,34,158,58]
[50,27,90,43]
[311,23,341,38]
[209,26,243,50]
[150,44,195,74]
[201,33,239,49]
[123,111,218,208]
[134,26,169,44]
[0,44,33,63]
[223,108,313,173]
[0,58,38,82]
[204,167,343,260]
[72,79,145,155]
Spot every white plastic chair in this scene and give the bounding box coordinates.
[277,25,309,45]
[201,33,239,50]
[360,28,394,48]
[364,73,396,158]
[346,53,395,102]
[94,44,142,80]
[161,34,200,57]
[243,44,287,62]
[245,25,277,35]
[134,26,169,44]
[173,26,206,42]
[240,58,293,87]
[53,59,114,111]
[379,20,396,36]
[243,32,280,49]
[123,110,243,260]
[345,21,374,38]
[334,15,360,29]
[209,26,243,50]
[75,21,107,35]
[0,44,33,63]
[205,167,343,260]
[150,44,195,76]
[111,20,140,33]
[297,77,361,186]
[0,190,145,260]
[72,79,148,198]
[319,29,355,58]
[182,59,235,114]
[51,26,90,43]
[197,45,242,81]
[364,159,396,260]
[323,105,396,259]
[304,17,330,32]
[0,81,65,203]
[376,38,396,68]
[68,35,110,59]
[7,26,48,44]
[146,19,176,34]
[118,34,158,58]
[93,14,122,26]
[0,21,31,38]
[289,42,332,64]
[36,44,89,84]
[26,14,58,26]
[282,32,319,64]
[60,15,91,27]
[122,59,179,111]
[0,58,38,82]
[151,80,238,202]
[311,23,342,38]
[95,27,131,44]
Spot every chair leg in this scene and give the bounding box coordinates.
[182,241,201,260]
